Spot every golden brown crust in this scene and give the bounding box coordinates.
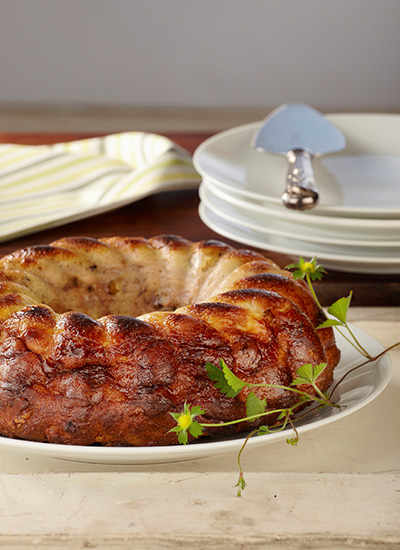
[0,235,340,446]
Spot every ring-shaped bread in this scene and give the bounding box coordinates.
[0,235,340,446]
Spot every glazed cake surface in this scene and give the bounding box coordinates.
[0,235,340,446]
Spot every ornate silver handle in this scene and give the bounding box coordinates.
[282,149,319,210]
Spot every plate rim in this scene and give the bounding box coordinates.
[199,201,400,267]
[199,181,400,249]
[198,172,400,230]
[193,114,400,218]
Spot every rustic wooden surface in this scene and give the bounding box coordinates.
[0,132,399,307]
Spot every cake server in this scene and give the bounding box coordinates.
[251,103,346,210]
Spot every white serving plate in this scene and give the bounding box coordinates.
[0,326,391,464]
[193,114,400,219]
[199,202,400,274]
[201,178,400,242]
[200,180,400,250]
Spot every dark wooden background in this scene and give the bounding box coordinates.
[0,132,398,307]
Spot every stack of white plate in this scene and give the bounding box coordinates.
[194,114,400,274]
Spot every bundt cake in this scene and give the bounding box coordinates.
[0,235,340,446]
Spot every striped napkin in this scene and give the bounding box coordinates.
[0,132,201,241]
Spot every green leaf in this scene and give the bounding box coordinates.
[327,292,352,324]
[221,359,247,393]
[205,360,246,398]
[168,425,181,434]
[309,268,326,282]
[205,362,240,398]
[285,261,301,270]
[317,318,344,329]
[284,260,306,280]
[177,430,188,445]
[292,363,327,386]
[291,363,314,386]
[292,269,306,280]
[313,362,327,381]
[245,391,267,422]
[189,421,204,439]
[286,436,299,446]
[257,425,270,435]
[190,405,206,417]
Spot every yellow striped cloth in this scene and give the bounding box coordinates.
[0,132,201,241]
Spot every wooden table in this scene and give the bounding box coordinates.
[0,132,399,549]
[0,131,398,307]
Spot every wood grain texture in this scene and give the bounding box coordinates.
[0,472,399,549]
[0,132,398,307]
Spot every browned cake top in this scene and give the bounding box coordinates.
[0,235,340,446]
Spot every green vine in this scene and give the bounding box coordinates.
[169,257,399,495]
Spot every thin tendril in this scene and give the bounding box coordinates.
[235,429,258,496]
[306,272,323,310]
[287,415,299,444]
[344,323,373,359]
[334,326,371,359]
[330,340,400,400]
